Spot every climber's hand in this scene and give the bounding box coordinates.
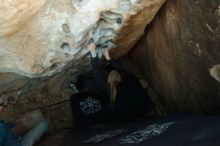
[87,42,96,57]
[103,49,111,61]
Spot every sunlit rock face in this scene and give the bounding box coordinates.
[0,0,165,77]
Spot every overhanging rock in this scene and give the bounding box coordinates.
[0,0,165,77]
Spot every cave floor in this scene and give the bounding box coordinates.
[36,130,68,146]
[37,113,220,146]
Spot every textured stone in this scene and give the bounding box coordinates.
[209,64,220,82]
[0,0,166,129]
[0,0,165,77]
[131,0,220,113]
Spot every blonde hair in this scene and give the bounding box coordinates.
[107,70,121,109]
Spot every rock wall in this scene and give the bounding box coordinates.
[1,0,219,131]
[0,0,166,130]
[131,0,220,113]
[0,0,165,77]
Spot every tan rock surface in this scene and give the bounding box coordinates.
[0,0,165,77]
[0,0,166,130]
[131,0,220,113]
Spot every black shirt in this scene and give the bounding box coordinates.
[71,92,110,127]
[113,73,153,120]
[71,56,110,127]
[71,56,153,127]
[105,59,153,120]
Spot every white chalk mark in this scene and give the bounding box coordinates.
[206,24,215,34]
[119,121,177,144]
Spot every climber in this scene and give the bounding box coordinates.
[71,40,154,127]
[71,40,110,127]
[0,107,48,146]
[102,49,154,120]
[75,39,107,94]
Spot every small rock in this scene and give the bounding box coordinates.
[209,64,220,82]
